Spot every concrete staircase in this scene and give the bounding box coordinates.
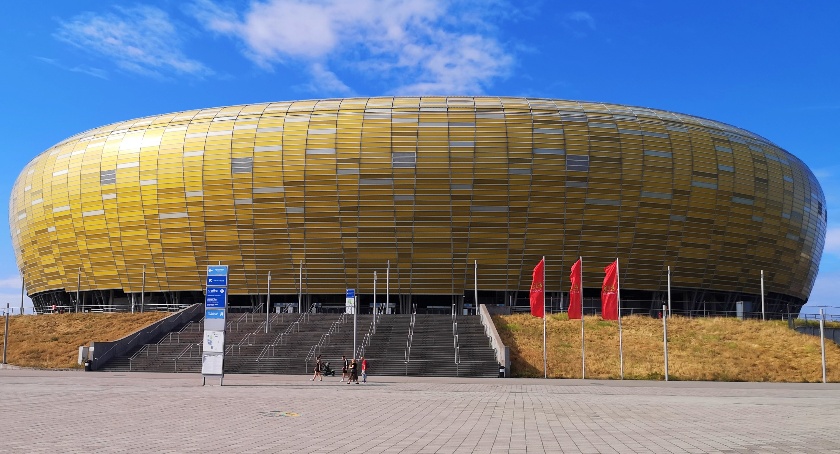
[99,313,499,378]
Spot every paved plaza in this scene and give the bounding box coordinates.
[1,369,839,453]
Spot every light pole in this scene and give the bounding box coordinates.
[820,308,827,384]
[761,270,766,321]
[266,271,271,333]
[374,271,377,315]
[3,302,9,364]
[141,265,146,313]
[353,292,357,359]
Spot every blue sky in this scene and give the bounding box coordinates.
[1,1,838,316]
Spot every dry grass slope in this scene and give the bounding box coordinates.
[0,312,169,369]
[493,314,840,382]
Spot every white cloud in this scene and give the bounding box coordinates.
[566,11,595,29]
[189,0,514,94]
[0,276,33,315]
[563,11,596,37]
[35,56,109,79]
[305,63,354,95]
[0,275,22,290]
[56,6,212,78]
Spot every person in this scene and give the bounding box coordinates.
[347,358,358,384]
[310,355,323,381]
[340,355,349,382]
[361,357,368,384]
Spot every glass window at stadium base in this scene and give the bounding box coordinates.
[10,97,826,318]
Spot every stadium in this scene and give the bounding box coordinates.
[9,97,826,317]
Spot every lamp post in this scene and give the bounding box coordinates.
[760,270,765,321]
[3,302,9,364]
[141,265,146,313]
[820,308,827,384]
[266,271,271,333]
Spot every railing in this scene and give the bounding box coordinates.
[355,311,379,359]
[479,304,509,377]
[256,309,309,360]
[453,317,461,376]
[229,309,256,332]
[173,343,197,373]
[91,303,203,370]
[404,305,417,375]
[305,314,346,366]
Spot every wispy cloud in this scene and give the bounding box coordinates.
[0,275,22,290]
[55,6,212,78]
[188,0,515,95]
[563,11,596,37]
[35,56,108,79]
[0,276,36,314]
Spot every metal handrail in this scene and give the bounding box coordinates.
[306,315,344,364]
[173,343,197,373]
[453,320,461,375]
[355,311,378,359]
[257,310,310,360]
[403,311,416,375]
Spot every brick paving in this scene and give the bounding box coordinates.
[1,369,839,453]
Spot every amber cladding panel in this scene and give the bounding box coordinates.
[10,97,826,303]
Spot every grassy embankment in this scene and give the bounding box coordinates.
[0,312,169,369]
[494,313,840,382]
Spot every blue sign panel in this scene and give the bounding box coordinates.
[346,289,355,298]
[207,265,229,276]
[205,289,227,308]
[205,309,225,319]
[207,275,228,287]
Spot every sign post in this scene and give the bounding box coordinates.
[347,289,356,357]
[202,265,228,385]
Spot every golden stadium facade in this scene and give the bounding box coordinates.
[10,97,826,316]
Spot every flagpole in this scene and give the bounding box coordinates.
[617,257,624,380]
[761,270,765,321]
[667,266,672,318]
[474,260,478,312]
[298,261,302,313]
[580,256,585,380]
[663,303,669,381]
[543,256,547,379]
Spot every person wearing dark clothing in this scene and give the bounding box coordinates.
[341,355,349,382]
[310,355,323,381]
[348,359,359,384]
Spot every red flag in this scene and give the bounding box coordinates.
[530,258,545,318]
[601,260,619,320]
[568,258,582,319]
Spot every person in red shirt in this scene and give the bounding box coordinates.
[361,357,368,383]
